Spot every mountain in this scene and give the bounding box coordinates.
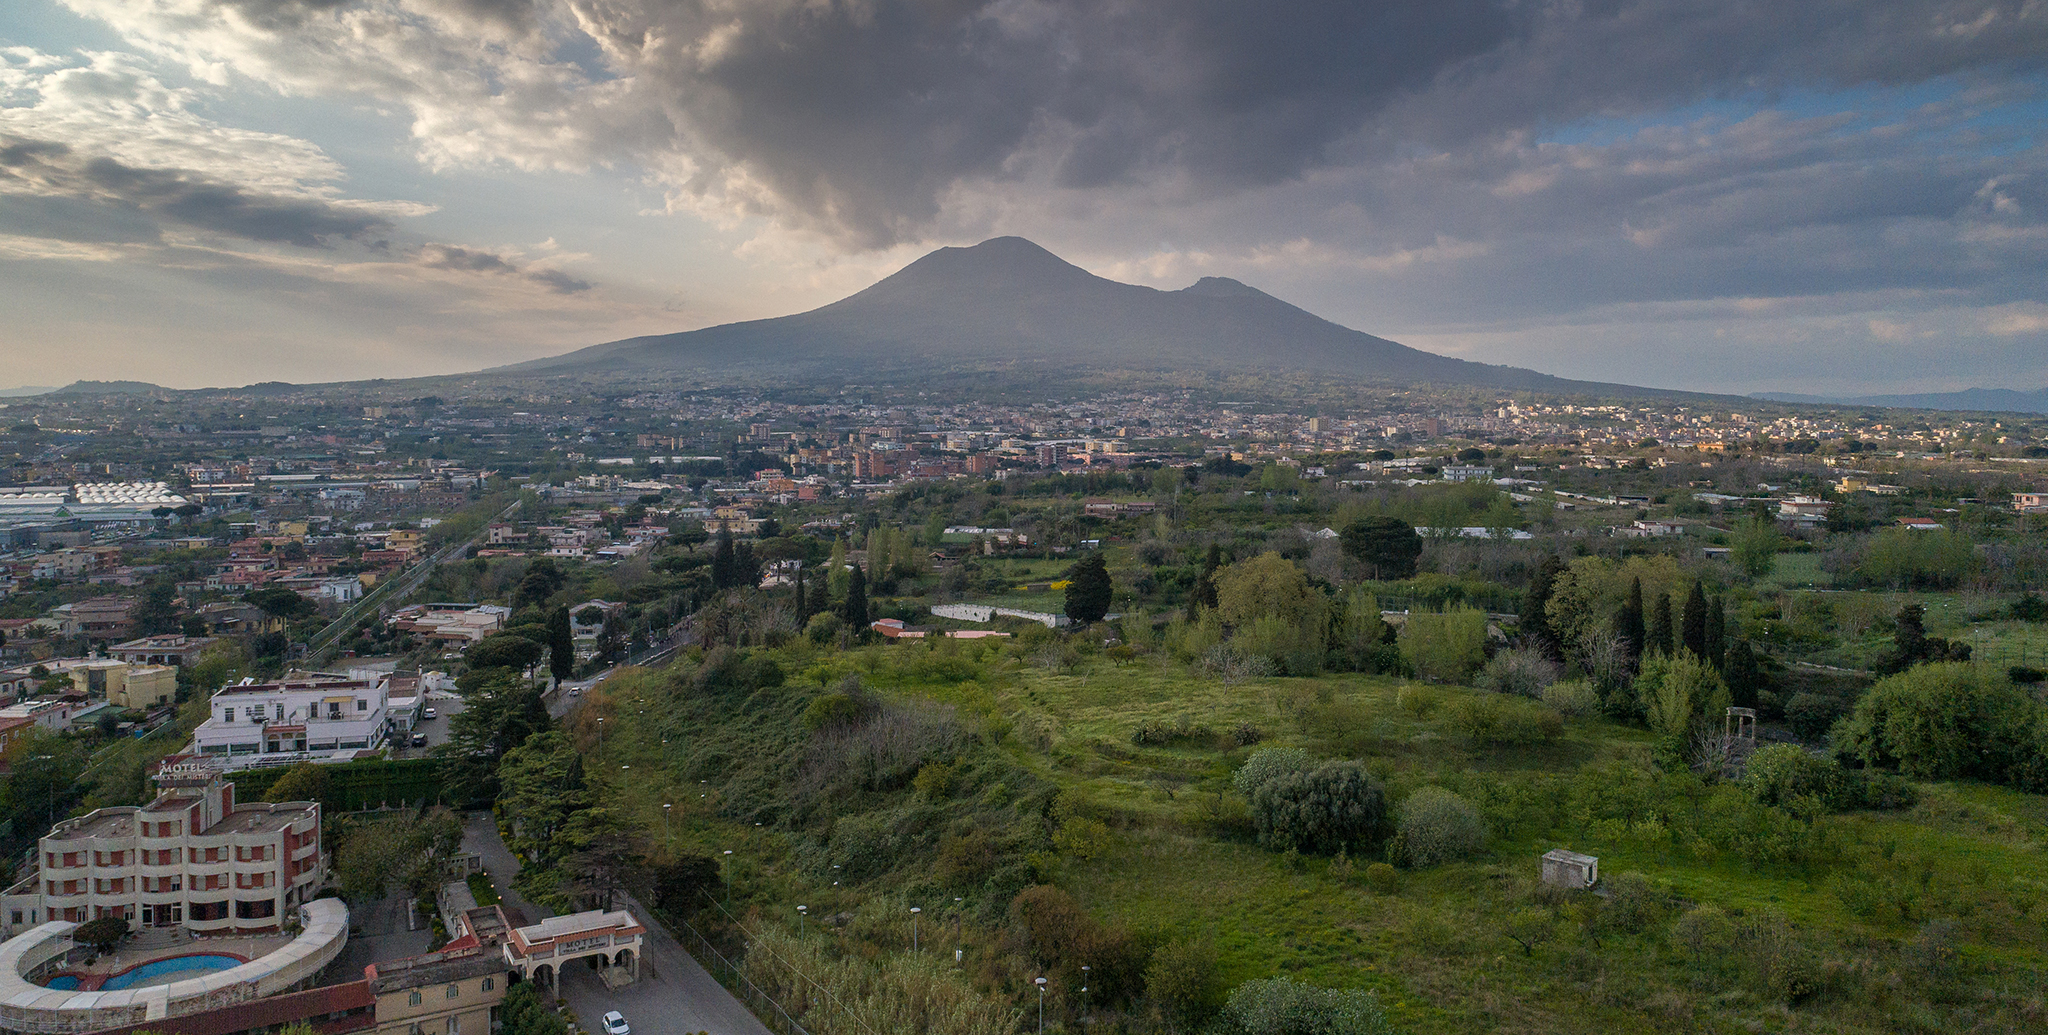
[49,380,168,396]
[1751,387,2048,414]
[498,237,1667,394]
[0,386,58,398]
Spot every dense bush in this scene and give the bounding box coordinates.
[1832,663,2043,786]
[1445,694,1563,746]
[1539,679,1599,717]
[1475,647,1560,697]
[1391,787,1486,867]
[1245,759,1389,855]
[1220,976,1392,1035]
[1399,608,1489,683]
[1131,714,1217,746]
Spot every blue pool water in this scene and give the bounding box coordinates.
[43,976,80,990]
[98,954,243,990]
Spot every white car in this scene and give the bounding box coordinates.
[422,707,437,719]
[601,1012,628,1035]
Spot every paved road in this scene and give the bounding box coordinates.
[462,814,775,1035]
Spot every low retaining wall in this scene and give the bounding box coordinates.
[0,899,348,1035]
[930,603,1070,628]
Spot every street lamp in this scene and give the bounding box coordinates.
[662,803,671,844]
[1035,977,1047,1033]
[910,906,921,952]
[797,904,808,936]
[596,716,604,751]
[1081,965,1090,1021]
[722,849,733,907]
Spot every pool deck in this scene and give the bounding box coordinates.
[49,933,288,991]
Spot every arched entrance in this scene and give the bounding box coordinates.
[531,964,554,989]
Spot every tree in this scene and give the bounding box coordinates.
[1705,595,1727,669]
[1214,552,1322,630]
[840,563,869,629]
[263,762,330,806]
[1064,552,1114,625]
[131,583,183,637]
[497,730,593,863]
[1339,517,1422,580]
[1732,515,1781,580]
[514,558,564,609]
[440,670,551,802]
[1681,582,1709,659]
[711,527,737,589]
[1146,939,1223,1033]
[1399,608,1487,683]
[1834,663,2039,784]
[1877,603,1971,674]
[1186,544,1222,619]
[73,916,129,953]
[248,586,317,621]
[1613,577,1645,660]
[466,634,545,672]
[1246,759,1388,855]
[1392,787,1486,868]
[1646,591,1673,658]
[547,606,575,682]
[1520,554,1565,656]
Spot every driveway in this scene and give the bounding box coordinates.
[462,813,774,1035]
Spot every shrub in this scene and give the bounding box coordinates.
[1220,976,1392,1035]
[1833,662,2041,785]
[1742,744,1844,808]
[1635,650,1731,742]
[1475,647,1560,697]
[1399,608,1489,683]
[1229,722,1264,747]
[1601,871,1666,933]
[1232,747,1313,798]
[1247,760,1388,854]
[1396,685,1443,717]
[1540,679,1599,717]
[1132,714,1217,747]
[1392,787,1486,867]
[1146,939,1223,1032]
[1364,862,1398,894]
[1445,695,1563,746]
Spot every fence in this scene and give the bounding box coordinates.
[664,907,813,1035]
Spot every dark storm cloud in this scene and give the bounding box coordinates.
[558,0,2048,244]
[0,134,394,248]
[417,242,592,292]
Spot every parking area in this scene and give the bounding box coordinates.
[390,690,465,758]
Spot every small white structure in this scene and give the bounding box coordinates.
[1541,849,1599,889]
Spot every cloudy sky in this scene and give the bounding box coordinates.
[1,0,2043,395]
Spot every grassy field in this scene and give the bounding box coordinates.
[577,642,2048,1034]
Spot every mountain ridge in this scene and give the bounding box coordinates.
[493,237,1681,396]
[1751,387,2048,414]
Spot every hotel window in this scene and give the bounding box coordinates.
[446,984,459,999]
[357,699,368,711]
[481,978,494,992]
[408,992,423,1007]
[275,703,285,720]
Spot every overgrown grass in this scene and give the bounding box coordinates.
[575,641,2048,1035]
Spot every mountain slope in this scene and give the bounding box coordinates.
[498,238,1651,393]
[1752,387,2048,414]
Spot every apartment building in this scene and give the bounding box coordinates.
[191,676,390,766]
[0,759,323,938]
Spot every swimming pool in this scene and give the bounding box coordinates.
[42,976,79,990]
[97,954,244,990]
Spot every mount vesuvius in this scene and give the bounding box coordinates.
[497,238,1652,394]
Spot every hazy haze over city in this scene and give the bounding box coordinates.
[1,0,2044,394]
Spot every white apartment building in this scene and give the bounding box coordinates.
[191,676,390,767]
[0,759,322,938]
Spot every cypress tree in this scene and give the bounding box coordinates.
[1522,554,1564,657]
[711,527,736,589]
[841,564,869,629]
[1613,576,1646,659]
[1648,592,1674,657]
[1681,582,1709,658]
[1706,595,1726,668]
[547,605,575,683]
[809,566,829,618]
[1187,543,1222,620]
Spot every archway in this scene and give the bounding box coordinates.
[532,964,554,989]
[612,949,635,980]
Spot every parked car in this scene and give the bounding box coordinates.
[422,707,437,719]
[411,733,428,747]
[601,1012,629,1035]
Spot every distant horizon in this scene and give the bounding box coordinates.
[2,2,2043,393]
